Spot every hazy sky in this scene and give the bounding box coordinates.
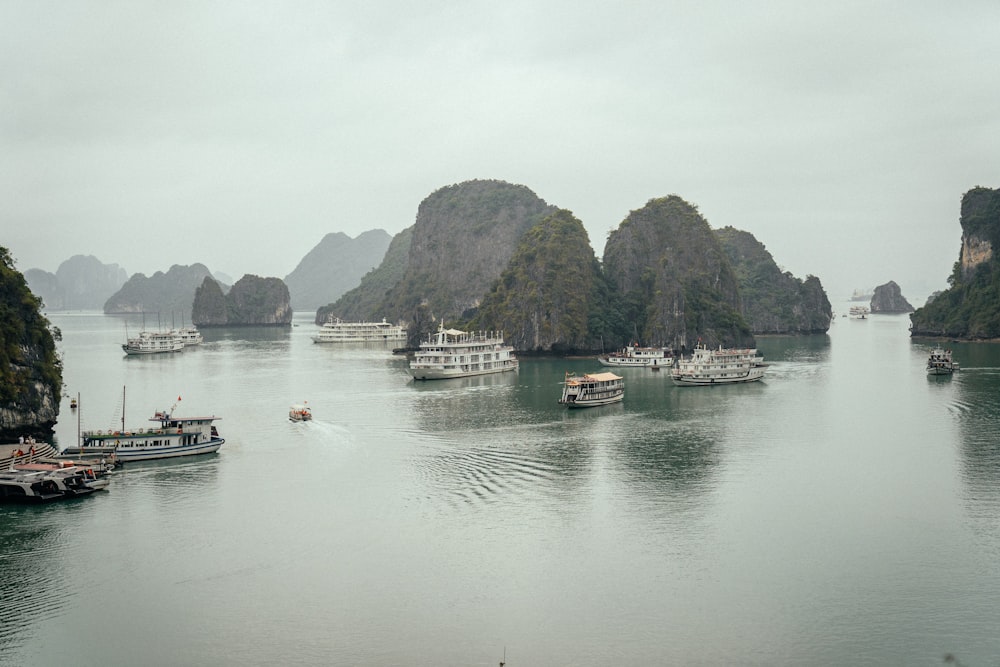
[3,1,998,302]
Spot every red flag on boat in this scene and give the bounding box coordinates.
[177,396,182,401]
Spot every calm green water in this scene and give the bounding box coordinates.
[2,310,999,666]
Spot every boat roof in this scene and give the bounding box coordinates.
[566,372,622,383]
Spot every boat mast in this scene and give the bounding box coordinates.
[121,386,126,433]
[76,391,81,448]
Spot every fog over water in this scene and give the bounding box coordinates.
[4,2,1000,302]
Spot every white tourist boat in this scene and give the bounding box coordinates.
[122,330,184,355]
[172,326,204,346]
[60,392,224,462]
[559,371,624,407]
[289,404,312,421]
[849,306,870,319]
[408,324,518,380]
[671,344,765,386]
[0,464,109,503]
[312,317,407,343]
[598,344,674,368]
[926,347,959,375]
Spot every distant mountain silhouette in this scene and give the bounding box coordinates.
[24,255,128,310]
[284,230,392,310]
[104,263,222,321]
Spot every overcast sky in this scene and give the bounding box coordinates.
[3,1,998,303]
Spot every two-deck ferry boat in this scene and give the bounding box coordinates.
[312,317,407,344]
[408,324,518,380]
[60,404,224,462]
[171,326,203,346]
[598,345,674,368]
[926,347,959,375]
[122,330,184,355]
[559,371,624,407]
[671,344,765,386]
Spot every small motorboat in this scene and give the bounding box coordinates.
[289,404,312,422]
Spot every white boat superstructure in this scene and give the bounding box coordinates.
[849,306,870,319]
[61,409,224,462]
[927,347,959,375]
[559,371,624,407]
[122,330,184,355]
[172,326,203,346]
[671,344,765,386]
[598,345,674,368]
[312,317,407,343]
[408,324,518,380]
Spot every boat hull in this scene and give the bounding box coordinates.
[561,394,624,408]
[671,370,764,386]
[408,364,519,381]
[61,438,224,462]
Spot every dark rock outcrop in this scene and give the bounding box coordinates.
[377,180,557,330]
[284,230,392,310]
[715,227,832,333]
[603,196,753,349]
[870,281,914,313]
[24,255,128,311]
[104,263,220,321]
[0,248,62,441]
[317,226,413,325]
[470,209,602,352]
[911,186,1000,338]
[192,275,292,326]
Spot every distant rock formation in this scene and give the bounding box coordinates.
[377,179,557,333]
[0,247,62,441]
[715,227,832,334]
[317,226,413,325]
[470,209,602,352]
[24,255,128,310]
[284,230,392,310]
[603,196,753,349]
[192,275,292,326]
[104,264,220,321]
[870,281,914,313]
[911,186,1000,338]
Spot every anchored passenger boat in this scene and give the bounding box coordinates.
[408,324,518,380]
[0,463,109,503]
[122,330,184,355]
[671,344,765,386]
[559,371,624,407]
[312,317,407,343]
[598,345,674,368]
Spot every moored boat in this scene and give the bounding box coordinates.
[926,347,959,375]
[289,404,312,421]
[849,306,870,319]
[559,371,624,407]
[408,324,518,380]
[671,344,765,386]
[122,330,184,355]
[0,463,109,503]
[172,326,204,346]
[60,392,224,462]
[598,344,674,368]
[312,317,407,343]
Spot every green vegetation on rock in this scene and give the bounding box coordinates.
[0,247,62,439]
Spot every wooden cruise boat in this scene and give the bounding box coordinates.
[312,317,407,343]
[408,324,518,380]
[171,326,204,346]
[559,371,624,407]
[671,344,765,386]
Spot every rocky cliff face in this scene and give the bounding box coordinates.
[379,180,557,326]
[192,275,292,326]
[0,248,62,441]
[471,209,601,352]
[715,227,832,334]
[911,186,1000,338]
[603,196,753,349]
[284,230,392,310]
[870,281,914,313]
[105,263,218,320]
[317,226,413,325]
